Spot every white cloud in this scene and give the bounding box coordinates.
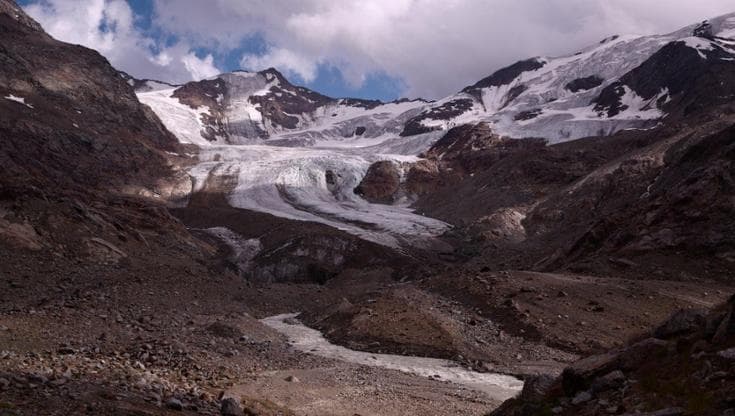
[22,0,221,84]
[21,0,735,98]
[240,48,319,83]
[152,0,735,98]
[182,52,220,80]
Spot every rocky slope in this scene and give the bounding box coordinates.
[490,295,735,416]
[0,0,194,257]
[392,101,735,279]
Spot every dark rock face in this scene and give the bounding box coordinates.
[565,76,604,93]
[248,68,332,131]
[420,123,546,175]
[514,108,543,121]
[532,120,735,272]
[693,20,714,39]
[339,97,383,110]
[354,161,402,204]
[593,40,735,117]
[118,71,176,92]
[461,58,545,99]
[220,398,244,416]
[173,78,233,141]
[403,123,548,211]
[400,98,474,136]
[0,0,198,269]
[654,309,708,339]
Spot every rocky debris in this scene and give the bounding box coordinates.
[490,295,735,415]
[518,374,555,402]
[472,208,526,243]
[571,390,592,405]
[589,370,625,393]
[207,322,244,339]
[629,408,685,416]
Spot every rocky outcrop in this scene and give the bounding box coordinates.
[400,98,475,136]
[461,58,545,100]
[490,295,735,416]
[565,75,604,93]
[354,161,402,204]
[593,39,735,117]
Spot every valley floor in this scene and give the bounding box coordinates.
[1,229,731,415]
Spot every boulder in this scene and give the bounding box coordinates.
[519,374,555,402]
[590,370,626,393]
[354,161,402,204]
[221,398,244,416]
[653,309,707,339]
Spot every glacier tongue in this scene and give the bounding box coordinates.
[190,143,449,248]
[139,85,449,248]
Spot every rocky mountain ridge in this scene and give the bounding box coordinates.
[135,13,735,148]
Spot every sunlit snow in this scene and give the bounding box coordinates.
[4,94,33,108]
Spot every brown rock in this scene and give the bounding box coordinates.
[354,161,402,203]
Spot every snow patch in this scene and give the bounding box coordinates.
[681,37,716,59]
[4,94,33,108]
[137,88,214,146]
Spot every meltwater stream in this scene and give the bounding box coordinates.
[261,313,524,402]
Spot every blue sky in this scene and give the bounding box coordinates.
[18,0,407,101]
[122,0,407,100]
[18,0,735,101]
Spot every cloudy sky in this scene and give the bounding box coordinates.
[18,0,735,100]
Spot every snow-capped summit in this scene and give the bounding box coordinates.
[137,67,430,147]
[139,13,735,148]
[402,12,735,143]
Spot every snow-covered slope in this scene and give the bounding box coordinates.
[403,13,735,143]
[139,68,429,147]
